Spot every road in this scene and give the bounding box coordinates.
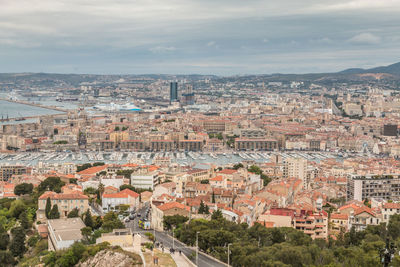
[125,205,226,267]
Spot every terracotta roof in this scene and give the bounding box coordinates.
[158,201,190,211]
[77,165,108,175]
[354,206,375,217]
[330,213,348,220]
[217,169,237,175]
[383,202,400,209]
[210,176,223,182]
[103,189,139,199]
[39,191,88,200]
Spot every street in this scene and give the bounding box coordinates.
[125,206,227,267]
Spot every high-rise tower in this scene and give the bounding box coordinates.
[170,82,178,103]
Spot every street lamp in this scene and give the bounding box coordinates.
[227,243,232,267]
[196,231,200,266]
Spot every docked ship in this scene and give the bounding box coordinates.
[93,102,142,112]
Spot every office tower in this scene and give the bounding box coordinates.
[383,124,398,136]
[170,82,178,103]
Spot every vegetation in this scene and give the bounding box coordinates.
[119,184,151,194]
[67,208,80,218]
[14,183,33,196]
[53,140,68,145]
[248,165,271,186]
[38,177,65,194]
[116,169,134,179]
[163,215,189,231]
[76,162,105,172]
[170,213,400,267]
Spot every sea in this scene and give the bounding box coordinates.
[0,99,65,124]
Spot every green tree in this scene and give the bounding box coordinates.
[233,163,244,170]
[84,209,94,228]
[0,232,10,250]
[49,204,60,219]
[0,251,15,266]
[205,205,210,214]
[38,176,65,193]
[211,209,223,220]
[67,208,80,218]
[9,199,27,219]
[200,179,209,184]
[114,126,120,131]
[9,226,26,257]
[45,197,52,219]
[81,226,92,242]
[14,183,33,195]
[248,165,262,175]
[199,201,206,214]
[163,215,189,230]
[212,191,216,203]
[388,214,400,240]
[102,211,124,231]
[19,211,31,229]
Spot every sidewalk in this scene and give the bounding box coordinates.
[170,251,194,267]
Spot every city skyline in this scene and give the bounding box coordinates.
[1,0,400,75]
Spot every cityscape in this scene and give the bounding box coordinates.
[2,1,400,267]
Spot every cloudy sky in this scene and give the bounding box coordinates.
[1,0,400,75]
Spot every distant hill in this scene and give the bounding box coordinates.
[339,62,400,75]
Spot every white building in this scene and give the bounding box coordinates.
[100,176,126,189]
[102,188,140,212]
[47,218,85,251]
[131,172,159,190]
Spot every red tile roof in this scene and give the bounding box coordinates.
[39,191,88,200]
[158,201,190,211]
[77,165,108,175]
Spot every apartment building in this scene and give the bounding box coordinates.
[37,191,89,220]
[347,174,400,201]
[0,165,29,181]
[283,157,308,188]
[234,138,278,151]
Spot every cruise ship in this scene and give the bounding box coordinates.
[93,102,141,112]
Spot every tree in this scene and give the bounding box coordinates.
[163,215,189,230]
[67,208,80,218]
[262,174,272,187]
[69,178,78,184]
[119,184,136,191]
[200,179,209,184]
[0,251,15,266]
[81,226,92,242]
[388,214,400,240]
[45,197,52,219]
[199,201,206,214]
[248,165,263,175]
[211,209,223,220]
[38,176,65,194]
[14,183,33,195]
[19,211,31,229]
[212,191,216,203]
[98,183,105,200]
[102,211,124,231]
[9,199,27,219]
[114,126,120,131]
[9,226,26,257]
[233,163,244,170]
[0,232,9,250]
[49,204,60,219]
[84,209,94,228]
[205,205,210,214]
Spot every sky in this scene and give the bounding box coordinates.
[1,0,400,75]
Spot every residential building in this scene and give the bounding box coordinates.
[47,217,85,251]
